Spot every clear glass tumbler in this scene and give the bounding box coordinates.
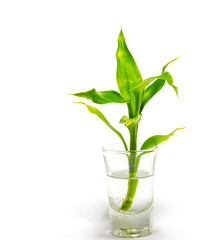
[102,143,157,238]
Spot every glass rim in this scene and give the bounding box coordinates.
[102,143,158,154]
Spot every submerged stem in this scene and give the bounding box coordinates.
[119,103,140,211]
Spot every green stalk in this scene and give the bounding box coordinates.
[119,103,140,211]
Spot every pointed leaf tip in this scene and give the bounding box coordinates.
[118,29,125,43]
[119,28,124,36]
[116,29,143,99]
[141,127,185,150]
[70,88,128,104]
[73,101,86,105]
[162,56,180,73]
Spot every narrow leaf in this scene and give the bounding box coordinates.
[163,72,178,96]
[140,80,165,113]
[140,57,179,112]
[131,71,178,97]
[162,56,179,74]
[141,127,185,150]
[69,88,128,104]
[130,88,143,118]
[116,29,143,100]
[130,72,173,116]
[75,102,128,151]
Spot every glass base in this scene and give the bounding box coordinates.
[109,206,153,238]
[111,227,152,238]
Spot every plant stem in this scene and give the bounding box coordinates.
[127,102,139,168]
[119,103,140,211]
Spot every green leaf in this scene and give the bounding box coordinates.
[116,29,143,100]
[74,102,128,151]
[131,72,175,92]
[131,71,178,97]
[140,80,165,113]
[129,72,177,117]
[140,57,179,112]
[69,88,129,104]
[163,72,178,96]
[130,88,143,118]
[162,56,179,74]
[141,127,185,150]
[119,115,141,127]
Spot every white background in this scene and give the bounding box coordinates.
[0,0,202,239]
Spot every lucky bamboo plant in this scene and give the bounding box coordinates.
[69,29,184,211]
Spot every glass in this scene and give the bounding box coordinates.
[102,143,157,238]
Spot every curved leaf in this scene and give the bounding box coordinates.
[116,29,143,100]
[131,71,178,97]
[130,88,143,118]
[140,57,179,112]
[74,102,128,151]
[163,72,178,96]
[140,80,165,113]
[141,127,185,150]
[119,115,141,127]
[162,56,179,74]
[129,72,177,117]
[69,88,128,104]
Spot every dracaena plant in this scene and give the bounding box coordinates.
[69,29,184,211]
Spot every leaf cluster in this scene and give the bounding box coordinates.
[69,29,183,151]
